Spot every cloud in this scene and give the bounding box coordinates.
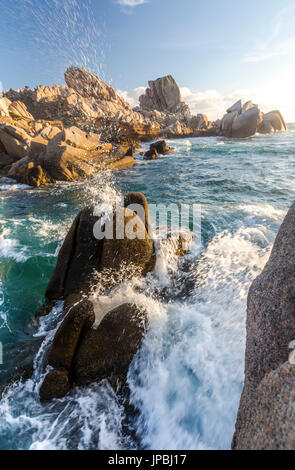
[117,86,146,107]
[244,4,295,62]
[115,0,148,7]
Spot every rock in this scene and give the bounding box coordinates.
[231,107,263,138]
[39,369,70,402]
[260,110,287,133]
[48,299,95,371]
[40,126,112,181]
[220,100,286,138]
[233,201,295,449]
[4,123,135,186]
[241,101,257,113]
[139,75,190,114]
[226,100,242,114]
[46,192,155,300]
[123,191,153,236]
[100,207,156,279]
[144,149,159,160]
[258,119,275,134]
[0,98,11,117]
[8,158,53,187]
[46,206,103,300]
[189,114,209,129]
[73,304,146,386]
[220,111,238,136]
[8,101,34,120]
[65,67,131,115]
[150,140,174,155]
[0,124,31,159]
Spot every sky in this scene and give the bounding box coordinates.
[0,0,295,121]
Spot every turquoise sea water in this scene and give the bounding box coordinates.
[0,130,295,449]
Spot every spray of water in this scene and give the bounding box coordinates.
[1,0,107,86]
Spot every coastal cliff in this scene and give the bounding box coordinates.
[233,201,295,450]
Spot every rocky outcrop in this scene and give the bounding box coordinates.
[0,118,135,186]
[233,201,295,450]
[2,68,286,166]
[139,75,190,115]
[218,100,286,138]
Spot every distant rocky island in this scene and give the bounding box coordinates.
[0,67,287,187]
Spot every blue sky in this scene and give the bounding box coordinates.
[1,0,295,120]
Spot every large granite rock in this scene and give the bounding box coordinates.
[259,110,287,134]
[233,201,295,450]
[46,192,155,300]
[219,99,285,138]
[139,75,190,114]
[39,192,157,400]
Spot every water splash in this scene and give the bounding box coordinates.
[1,0,108,86]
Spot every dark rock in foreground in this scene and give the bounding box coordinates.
[40,192,156,400]
[233,201,295,450]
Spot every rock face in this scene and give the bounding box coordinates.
[233,201,295,450]
[139,75,190,115]
[218,100,287,138]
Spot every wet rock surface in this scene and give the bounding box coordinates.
[233,201,295,450]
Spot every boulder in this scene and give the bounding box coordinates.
[73,303,146,386]
[0,98,11,117]
[241,101,257,113]
[144,148,159,160]
[226,100,242,114]
[8,158,53,187]
[150,140,174,155]
[139,75,190,114]
[0,124,31,159]
[48,299,95,371]
[220,100,286,138]
[8,101,34,120]
[46,192,155,300]
[220,111,238,136]
[231,107,263,138]
[189,114,209,129]
[123,191,153,236]
[39,369,70,402]
[260,110,287,133]
[100,207,155,279]
[233,201,295,449]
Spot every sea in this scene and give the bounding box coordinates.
[0,129,294,450]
